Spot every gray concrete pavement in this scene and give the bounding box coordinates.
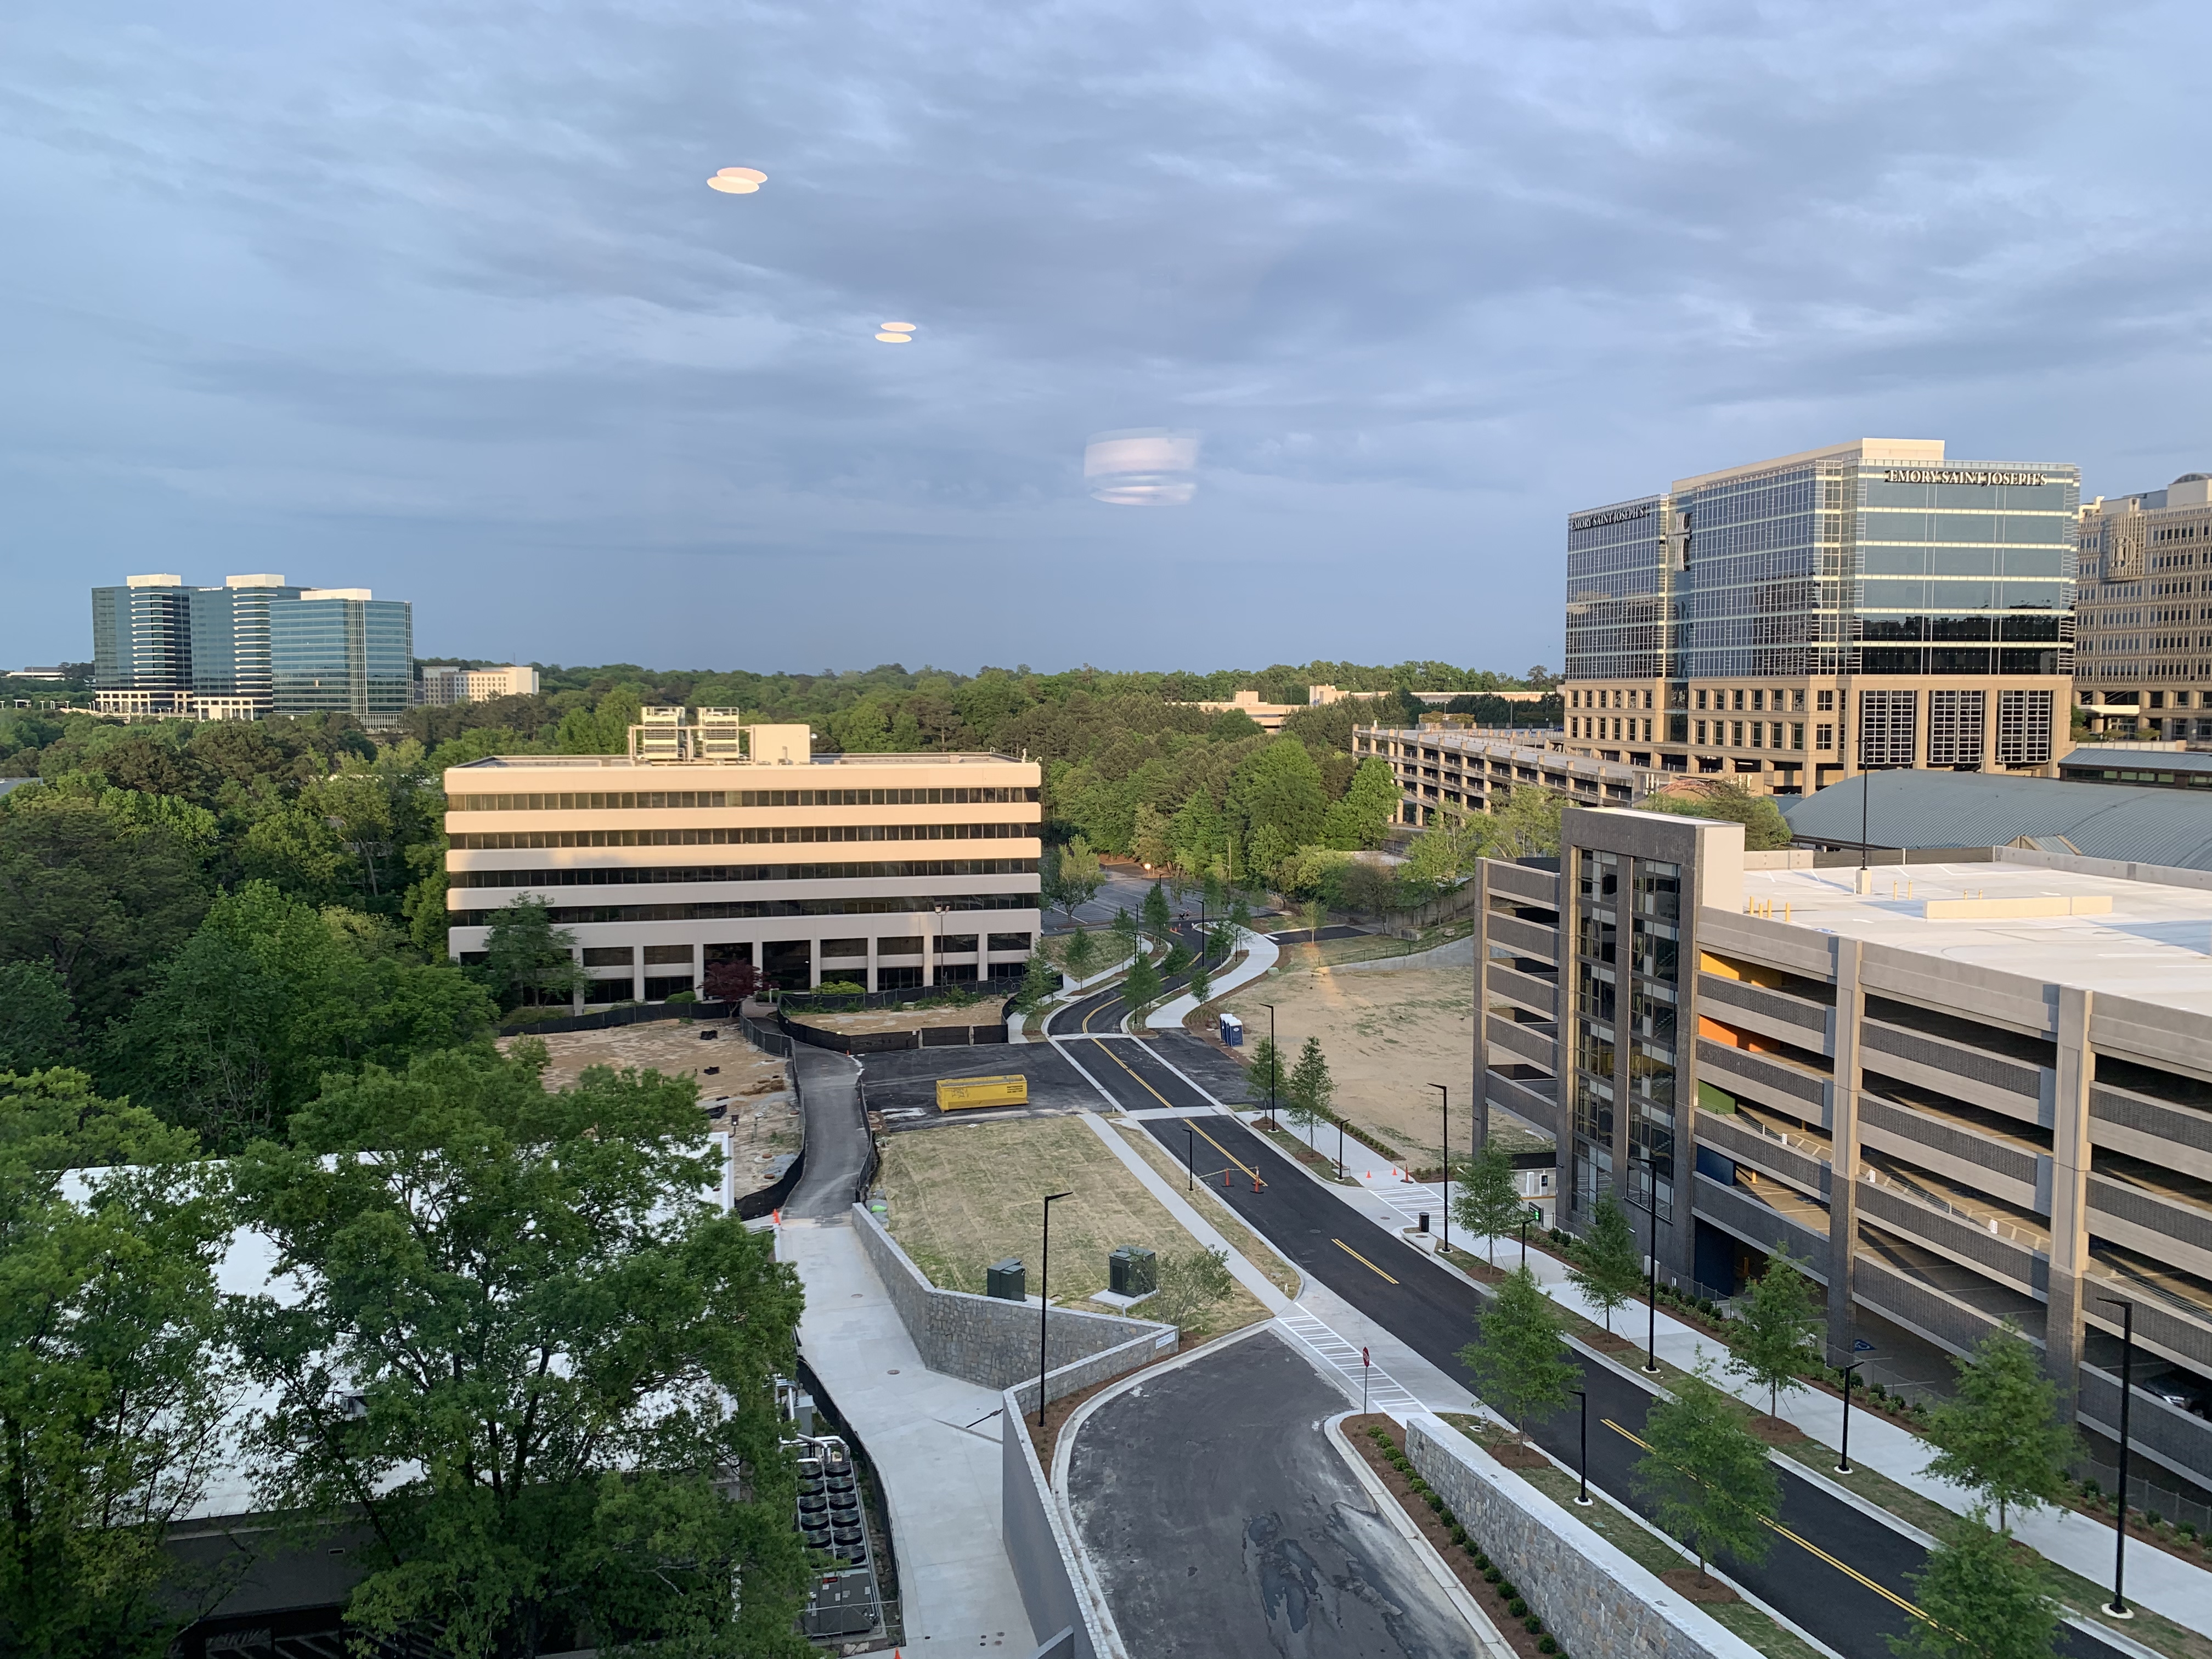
[1065,1328,1482,1659]
[785,1046,870,1219]
[781,1218,1035,1651]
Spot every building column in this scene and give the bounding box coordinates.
[865,935,879,994]
[808,940,821,989]
[1825,937,1865,1365]
[692,941,706,997]
[921,910,936,989]
[2046,985,2095,1418]
[630,945,644,1005]
[1472,860,1492,1156]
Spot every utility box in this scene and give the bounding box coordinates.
[986,1259,1026,1302]
[1218,1013,1244,1047]
[1109,1245,1158,1297]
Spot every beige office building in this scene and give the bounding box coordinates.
[444,715,1041,998]
[2075,472,2212,742]
[1561,439,2077,795]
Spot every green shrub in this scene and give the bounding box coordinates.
[815,979,867,995]
[1539,1640,1558,1655]
[1483,1567,1502,1584]
[1509,1598,1528,1618]
[1524,1615,1543,1632]
[1425,1493,1443,1513]
[665,988,697,1005]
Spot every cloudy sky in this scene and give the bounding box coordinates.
[3,0,2207,675]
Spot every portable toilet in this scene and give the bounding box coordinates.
[1218,1012,1244,1047]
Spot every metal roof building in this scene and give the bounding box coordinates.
[2058,747,2212,791]
[1782,770,2212,872]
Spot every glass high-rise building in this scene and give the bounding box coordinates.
[269,589,414,727]
[91,575,194,693]
[190,574,304,713]
[1562,439,2078,792]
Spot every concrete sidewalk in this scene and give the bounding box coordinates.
[779,1220,1035,1651]
[1255,1111,2212,1634]
[1139,928,1278,1031]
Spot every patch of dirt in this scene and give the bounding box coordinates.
[1747,1415,1807,1446]
[1344,1416,1554,1659]
[1216,964,1553,1164]
[797,1001,998,1034]
[1482,1438,1552,1470]
[1660,1567,1740,1604]
[1584,1329,1637,1354]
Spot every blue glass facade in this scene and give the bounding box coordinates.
[91,580,193,690]
[189,582,303,701]
[269,596,414,727]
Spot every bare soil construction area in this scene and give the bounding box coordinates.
[1218,964,1548,1164]
[798,1001,1000,1035]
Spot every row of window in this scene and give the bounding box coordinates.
[449,822,1034,850]
[580,932,1035,967]
[451,859,1038,888]
[448,786,1037,812]
[449,893,1037,927]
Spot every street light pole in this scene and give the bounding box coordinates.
[1430,1083,1449,1257]
[1184,1124,1194,1191]
[1835,1361,1863,1475]
[1036,1190,1073,1427]
[1633,1151,1661,1374]
[2097,1295,2137,1619]
[1571,1389,1592,1505]
[1262,1002,1278,1128]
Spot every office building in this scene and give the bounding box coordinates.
[443,710,1041,998]
[1562,439,2078,793]
[1355,725,1663,826]
[2074,472,2212,741]
[188,574,304,719]
[89,573,413,725]
[91,575,194,714]
[417,663,541,706]
[1477,809,2212,1489]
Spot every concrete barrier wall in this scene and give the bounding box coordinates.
[851,1204,1175,1394]
[1000,1379,1116,1659]
[1405,1415,1764,1659]
[1328,935,1475,974]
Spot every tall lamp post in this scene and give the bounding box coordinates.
[1835,1361,1863,1476]
[1430,1083,1450,1256]
[1630,1150,1662,1374]
[1261,1002,1279,1127]
[1571,1389,1592,1505]
[1035,1190,1074,1427]
[2097,1295,2137,1620]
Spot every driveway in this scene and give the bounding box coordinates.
[1065,1328,1480,1659]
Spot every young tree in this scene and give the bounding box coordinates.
[1013,952,1060,1013]
[703,957,761,1005]
[1487,785,1565,859]
[1246,1036,1287,1114]
[478,895,588,1009]
[1051,836,1105,923]
[0,1068,234,1657]
[1923,1322,2080,1530]
[1141,879,1172,938]
[1457,1265,1575,1437]
[1108,906,1142,967]
[1299,897,1326,940]
[1321,754,1402,851]
[1640,781,1793,853]
[232,1046,813,1659]
[1161,939,1194,976]
[1452,1140,1525,1265]
[1568,1192,1643,1334]
[1634,1360,1780,1584]
[1888,1512,2062,1659]
[1131,805,1175,873]
[1060,927,1100,982]
[1285,1035,1335,1133]
[1150,1247,1236,1336]
[1727,1243,1823,1419]
[1121,949,1163,1014]
[1185,962,1212,1007]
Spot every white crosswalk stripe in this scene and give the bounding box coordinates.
[1276,1310,1421,1413]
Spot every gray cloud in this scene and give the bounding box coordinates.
[2,0,2207,672]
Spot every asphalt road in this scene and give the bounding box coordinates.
[1138,1113,2129,1659]
[785,1046,868,1219]
[1067,1328,1481,1659]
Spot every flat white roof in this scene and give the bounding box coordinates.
[452,752,1027,771]
[1745,860,2212,1015]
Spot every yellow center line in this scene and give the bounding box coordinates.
[1182,1118,1262,1185]
[1600,1419,1926,1621]
[1331,1238,1400,1284]
[1092,1039,1177,1110]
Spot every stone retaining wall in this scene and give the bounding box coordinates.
[1404,1415,1763,1659]
[852,1204,1176,1395]
[1001,1375,1121,1659]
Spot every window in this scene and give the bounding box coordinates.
[1643,690,1654,709]
[1816,724,1834,749]
[1695,720,1707,742]
[1751,689,1765,712]
[936,934,979,954]
[1791,722,1805,750]
[582,946,632,967]
[821,938,867,960]
[1750,721,1763,749]
[1997,689,2054,766]
[1730,720,1743,746]
[878,935,924,955]
[988,932,1033,953]
[1696,689,1708,709]
[1859,690,1917,767]
[1929,690,1985,767]
[1642,718,1652,740]
[1791,689,1807,712]
[1732,689,1745,711]
[1817,689,1835,712]
[642,944,693,965]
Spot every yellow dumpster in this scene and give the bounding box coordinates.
[936,1075,1029,1112]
